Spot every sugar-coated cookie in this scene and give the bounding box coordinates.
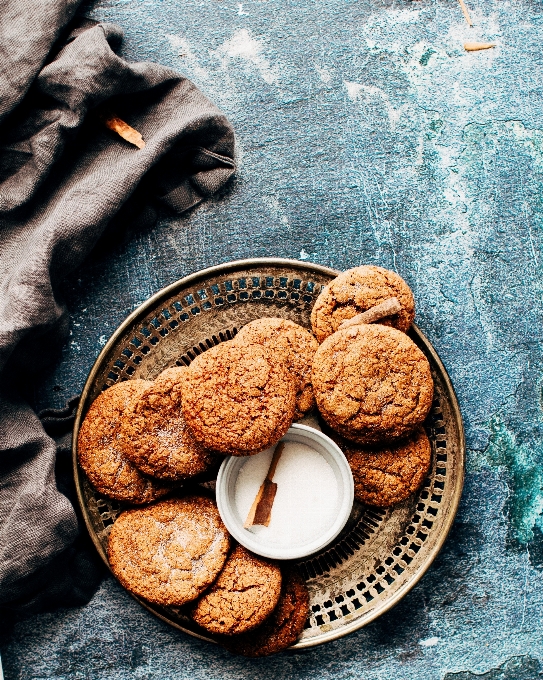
[182,342,296,455]
[311,265,415,342]
[191,545,282,635]
[108,496,230,606]
[120,367,217,481]
[77,380,172,504]
[338,427,432,506]
[234,318,318,420]
[219,567,309,657]
[312,324,433,444]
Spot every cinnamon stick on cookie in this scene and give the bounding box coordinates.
[338,297,402,330]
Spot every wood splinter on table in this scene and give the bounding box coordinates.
[102,113,146,149]
[464,42,496,51]
[457,0,473,26]
[338,297,402,330]
[244,442,285,528]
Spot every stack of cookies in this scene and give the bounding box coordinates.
[78,367,220,505]
[105,496,309,657]
[77,263,434,655]
[310,265,434,507]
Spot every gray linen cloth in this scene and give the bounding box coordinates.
[0,2,235,612]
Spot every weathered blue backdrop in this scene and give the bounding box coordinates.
[2,0,543,677]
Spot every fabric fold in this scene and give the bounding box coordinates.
[0,7,235,611]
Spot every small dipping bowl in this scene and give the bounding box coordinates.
[216,424,354,560]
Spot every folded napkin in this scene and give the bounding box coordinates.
[0,1,235,613]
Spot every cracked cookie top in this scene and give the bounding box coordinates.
[191,545,282,635]
[107,495,230,607]
[233,317,319,420]
[336,427,432,507]
[77,380,172,504]
[219,567,309,657]
[311,265,415,342]
[182,342,296,455]
[312,324,433,444]
[120,367,218,481]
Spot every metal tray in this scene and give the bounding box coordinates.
[73,258,465,649]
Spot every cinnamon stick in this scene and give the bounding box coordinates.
[244,442,285,528]
[102,113,146,149]
[338,297,402,330]
[464,42,496,51]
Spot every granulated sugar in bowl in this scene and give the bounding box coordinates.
[216,424,354,560]
[235,442,338,546]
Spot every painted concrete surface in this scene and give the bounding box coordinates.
[2,0,543,677]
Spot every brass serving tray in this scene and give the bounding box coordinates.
[73,258,465,648]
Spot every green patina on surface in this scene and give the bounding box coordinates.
[419,48,436,66]
[475,418,543,546]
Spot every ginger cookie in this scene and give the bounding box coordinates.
[120,367,217,481]
[234,318,319,420]
[338,427,432,506]
[107,495,230,607]
[220,567,309,657]
[311,265,415,342]
[312,324,433,444]
[77,380,172,504]
[182,342,296,456]
[191,545,282,635]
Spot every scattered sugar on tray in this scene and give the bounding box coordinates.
[234,441,339,548]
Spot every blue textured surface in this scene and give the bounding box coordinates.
[2,0,543,677]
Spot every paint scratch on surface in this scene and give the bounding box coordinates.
[344,82,408,130]
[263,195,290,228]
[520,546,528,629]
[419,636,440,647]
[165,34,209,82]
[220,29,279,84]
[314,63,332,84]
[469,274,495,350]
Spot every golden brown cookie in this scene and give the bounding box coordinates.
[234,318,319,420]
[107,495,230,606]
[120,367,217,481]
[77,380,172,504]
[312,324,433,444]
[338,427,432,506]
[182,342,296,456]
[311,265,415,342]
[191,545,282,635]
[220,567,309,657]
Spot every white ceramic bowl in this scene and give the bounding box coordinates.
[216,423,354,560]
